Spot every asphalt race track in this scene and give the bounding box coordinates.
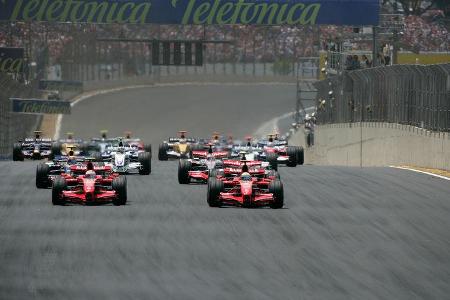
[1,84,450,299]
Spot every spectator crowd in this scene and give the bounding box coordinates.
[0,12,448,70]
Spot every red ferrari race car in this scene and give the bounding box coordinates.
[207,161,283,208]
[51,162,127,206]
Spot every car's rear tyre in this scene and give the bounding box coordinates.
[79,144,88,156]
[286,147,298,167]
[36,163,50,189]
[92,152,103,162]
[296,146,304,165]
[209,169,224,179]
[178,159,191,184]
[269,180,284,209]
[112,176,127,206]
[207,178,223,207]
[50,142,61,160]
[158,143,169,161]
[138,152,151,175]
[13,143,24,161]
[52,176,67,205]
[144,144,152,158]
[266,152,278,171]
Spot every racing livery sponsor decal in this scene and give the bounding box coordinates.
[11,98,71,114]
[0,47,24,73]
[0,0,379,26]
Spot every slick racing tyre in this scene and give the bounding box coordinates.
[92,152,103,162]
[269,180,284,209]
[266,152,278,171]
[52,176,67,205]
[36,163,50,189]
[138,152,151,175]
[178,159,191,184]
[209,169,224,179]
[296,146,304,165]
[144,144,152,158]
[207,178,223,207]
[112,176,127,206]
[286,147,298,167]
[158,143,169,161]
[12,143,24,161]
[50,142,62,160]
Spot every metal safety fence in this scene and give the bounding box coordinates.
[315,63,450,132]
[0,74,42,158]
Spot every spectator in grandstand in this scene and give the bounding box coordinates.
[361,55,372,68]
[352,55,361,69]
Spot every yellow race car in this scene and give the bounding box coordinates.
[158,131,200,160]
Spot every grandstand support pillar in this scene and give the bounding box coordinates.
[372,26,377,67]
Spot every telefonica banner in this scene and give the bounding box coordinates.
[0,0,379,26]
[11,98,71,114]
[0,48,25,73]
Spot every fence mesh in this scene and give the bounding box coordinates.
[0,74,43,158]
[315,64,450,132]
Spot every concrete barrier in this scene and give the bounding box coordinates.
[290,122,450,171]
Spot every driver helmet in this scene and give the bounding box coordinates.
[179,138,187,144]
[240,172,252,181]
[86,162,96,178]
[85,170,96,178]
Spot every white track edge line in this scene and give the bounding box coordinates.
[389,166,450,181]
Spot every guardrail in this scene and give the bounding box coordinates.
[315,63,450,132]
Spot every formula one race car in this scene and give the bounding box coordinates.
[36,154,107,188]
[107,143,151,175]
[257,134,304,168]
[12,131,53,161]
[177,147,226,184]
[158,131,199,160]
[216,159,280,181]
[122,131,152,154]
[207,168,284,209]
[51,132,85,157]
[51,162,127,206]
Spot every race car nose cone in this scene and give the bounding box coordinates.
[85,192,94,202]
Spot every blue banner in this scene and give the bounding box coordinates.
[0,47,24,73]
[39,80,84,91]
[11,98,71,114]
[0,0,379,26]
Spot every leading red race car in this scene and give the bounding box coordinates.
[51,162,127,206]
[207,161,283,209]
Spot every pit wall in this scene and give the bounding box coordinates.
[289,122,450,171]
